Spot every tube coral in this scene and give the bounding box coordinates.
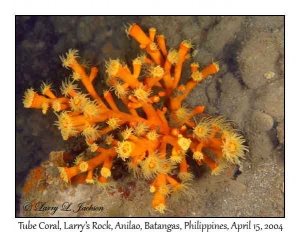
[23,23,248,214]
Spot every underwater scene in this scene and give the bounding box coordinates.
[16,16,284,217]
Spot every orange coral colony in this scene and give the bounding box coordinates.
[23,23,248,213]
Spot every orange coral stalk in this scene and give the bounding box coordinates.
[23,90,50,109]
[104,91,119,111]
[89,148,117,170]
[156,35,167,56]
[146,44,164,66]
[162,135,180,149]
[156,107,168,126]
[71,173,88,184]
[85,169,94,183]
[53,103,70,112]
[158,91,166,97]
[173,42,192,88]
[149,28,156,42]
[65,89,78,98]
[169,76,209,110]
[60,166,82,182]
[141,102,161,123]
[98,176,107,183]
[89,67,98,83]
[151,174,167,212]
[158,142,167,159]
[128,102,142,109]
[145,57,154,64]
[200,62,219,79]
[69,59,103,104]
[133,61,142,79]
[190,62,199,73]
[115,65,140,89]
[192,105,205,115]
[171,128,179,137]
[128,24,152,47]
[202,154,218,171]
[179,156,188,173]
[147,76,164,88]
[208,147,223,158]
[166,175,180,187]
[149,95,160,103]
[204,137,223,149]
[43,89,56,99]
[152,191,166,211]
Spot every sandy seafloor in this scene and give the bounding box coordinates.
[16,16,284,217]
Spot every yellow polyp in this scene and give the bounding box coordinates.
[141,153,162,180]
[160,160,175,174]
[105,59,120,76]
[158,184,172,196]
[133,55,145,65]
[172,106,191,122]
[149,42,159,51]
[178,172,194,182]
[105,134,114,145]
[213,62,220,72]
[181,39,193,49]
[111,81,128,98]
[23,88,36,108]
[150,185,156,193]
[40,82,53,96]
[171,182,195,200]
[79,161,88,172]
[59,49,79,68]
[60,79,79,97]
[86,179,95,184]
[170,150,183,164]
[74,155,84,165]
[106,117,121,129]
[41,102,49,114]
[167,49,179,64]
[82,100,100,118]
[89,143,98,152]
[116,141,132,160]
[149,65,164,77]
[154,203,166,214]
[193,118,212,140]
[191,70,203,82]
[146,130,159,141]
[133,84,151,103]
[69,93,88,112]
[59,167,69,183]
[222,132,248,164]
[52,100,62,112]
[82,125,99,141]
[55,112,79,140]
[72,71,82,80]
[177,134,191,151]
[211,159,229,176]
[101,167,111,178]
[190,62,199,69]
[193,151,204,161]
[134,122,149,136]
[121,127,133,140]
